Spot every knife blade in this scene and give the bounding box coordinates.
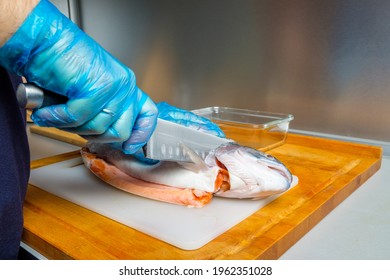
[144,118,232,162]
[17,83,233,162]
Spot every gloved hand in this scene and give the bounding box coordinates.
[0,0,157,154]
[157,102,225,138]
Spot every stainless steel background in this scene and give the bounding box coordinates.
[67,0,390,142]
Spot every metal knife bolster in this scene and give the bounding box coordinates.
[144,118,233,162]
[16,83,69,109]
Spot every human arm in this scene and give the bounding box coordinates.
[0,0,39,47]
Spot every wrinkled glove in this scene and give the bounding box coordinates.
[0,0,157,154]
[157,102,225,137]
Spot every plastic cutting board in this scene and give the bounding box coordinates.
[29,157,297,250]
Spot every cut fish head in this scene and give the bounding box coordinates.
[206,143,293,199]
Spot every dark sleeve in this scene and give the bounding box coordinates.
[0,66,30,259]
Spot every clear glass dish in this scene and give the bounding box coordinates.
[192,107,294,151]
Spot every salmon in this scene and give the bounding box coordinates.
[81,142,292,207]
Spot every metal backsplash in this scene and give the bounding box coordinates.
[76,0,390,144]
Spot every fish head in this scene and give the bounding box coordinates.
[206,143,293,199]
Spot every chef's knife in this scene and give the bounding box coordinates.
[17,83,233,162]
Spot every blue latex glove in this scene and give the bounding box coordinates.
[0,0,157,154]
[157,102,225,138]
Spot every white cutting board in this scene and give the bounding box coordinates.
[29,157,297,250]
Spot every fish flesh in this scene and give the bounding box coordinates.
[81,142,293,208]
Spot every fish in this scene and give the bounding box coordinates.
[80,142,293,208]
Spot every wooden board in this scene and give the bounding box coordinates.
[29,126,87,147]
[24,128,382,259]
